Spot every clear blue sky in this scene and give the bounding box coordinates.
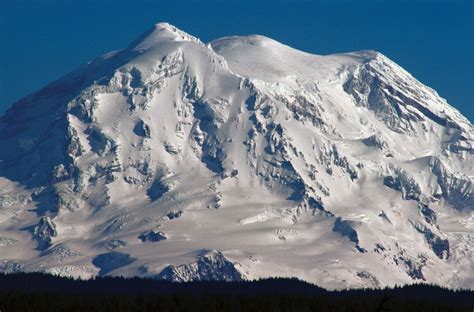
[1,0,472,121]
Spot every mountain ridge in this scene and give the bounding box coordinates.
[0,23,472,289]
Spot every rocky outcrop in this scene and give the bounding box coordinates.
[0,23,471,288]
[138,230,167,243]
[429,157,473,211]
[332,218,366,253]
[32,216,57,250]
[383,168,421,201]
[157,250,244,282]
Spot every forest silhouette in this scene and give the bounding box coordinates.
[0,273,472,311]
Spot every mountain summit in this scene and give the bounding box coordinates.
[0,23,472,289]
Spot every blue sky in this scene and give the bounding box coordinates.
[1,0,472,121]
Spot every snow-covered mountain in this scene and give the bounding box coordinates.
[0,23,472,289]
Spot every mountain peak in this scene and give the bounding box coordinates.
[129,22,202,51]
[211,34,283,48]
[0,22,472,290]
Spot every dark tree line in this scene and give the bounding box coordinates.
[0,273,472,311]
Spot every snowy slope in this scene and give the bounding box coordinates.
[0,23,472,289]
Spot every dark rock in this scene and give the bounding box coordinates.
[333,217,366,253]
[419,203,437,225]
[139,230,166,243]
[413,224,450,260]
[133,120,151,138]
[165,210,182,220]
[33,216,57,250]
[157,250,244,282]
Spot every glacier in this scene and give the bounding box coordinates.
[0,22,472,289]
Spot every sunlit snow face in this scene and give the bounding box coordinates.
[0,22,472,289]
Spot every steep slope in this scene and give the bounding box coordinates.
[0,23,472,289]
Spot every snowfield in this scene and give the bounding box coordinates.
[0,23,472,289]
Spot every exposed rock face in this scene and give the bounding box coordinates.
[429,157,473,211]
[157,250,244,282]
[32,216,57,250]
[332,218,366,253]
[413,223,450,260]
[133,120,151,138]
[0,23,472,289]
[383,170,421,201]
[138,230,166,243]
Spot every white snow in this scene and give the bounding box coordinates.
[0,23,472,289]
